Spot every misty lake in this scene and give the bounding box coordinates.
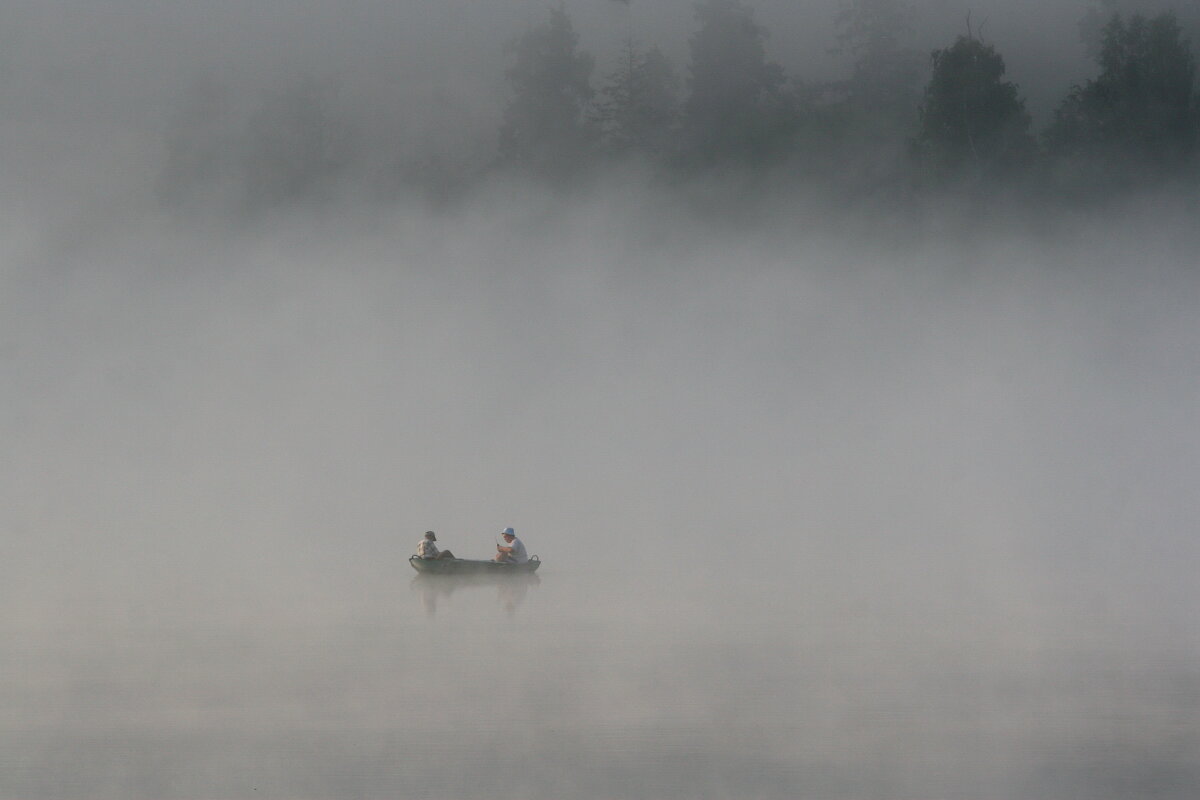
[5,0,1200,797]
[5,204,1199,799]
[4,554,1196,800]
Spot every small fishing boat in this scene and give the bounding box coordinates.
[408,555,541,575]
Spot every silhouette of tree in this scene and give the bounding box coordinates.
[804,0,926,191]
[1047,12,1197,179]
[834,0,924,129]
[497,7,597,181]
[593,41,680,158]
[681,0,796,166]
[914,35,1035,180]
[1079,1,1200,62]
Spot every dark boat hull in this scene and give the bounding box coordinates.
[408,555,541,575]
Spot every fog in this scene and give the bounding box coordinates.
[3,2,1199,799]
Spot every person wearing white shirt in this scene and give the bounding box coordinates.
[493,527,528,563]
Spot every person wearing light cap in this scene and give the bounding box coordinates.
[493,527,528,564]
[416,530,455,560]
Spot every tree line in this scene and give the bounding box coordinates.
[161,0,1200,211]
[499,1,1198,191]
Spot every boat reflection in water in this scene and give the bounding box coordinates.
[411,571,541,617]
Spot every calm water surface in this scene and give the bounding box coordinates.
[3,560,1197,800]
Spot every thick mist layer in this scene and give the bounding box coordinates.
[5,181,1200,798]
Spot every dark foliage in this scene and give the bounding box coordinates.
[680,0,797,167]
[593,42,681,158]
[154,2,1200,212]
[791,0,927,195]
[497,7,597,181]
[834,0,924,130]
[913,36,1036,182]
[1047,12,1198,187]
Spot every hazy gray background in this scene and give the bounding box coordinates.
[3,1,1198,799]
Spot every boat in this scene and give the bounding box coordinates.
[408,555,541,575]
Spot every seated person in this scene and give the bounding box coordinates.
[416,530,455,560]
[493,527,528,563]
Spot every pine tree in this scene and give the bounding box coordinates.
[593,41,680,157]
[497,7,597,180]
[681,0,796,166]
[834,0,923,127]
